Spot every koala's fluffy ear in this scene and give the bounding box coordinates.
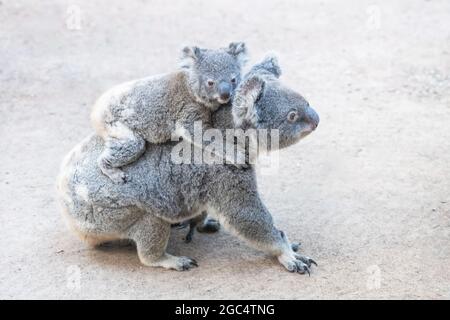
[259,55,282,78]
[227,42,248,67]
[180,46,201,69]
[232,76,265,128]
[249,54,282,78]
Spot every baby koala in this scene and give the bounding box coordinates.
[91,43,248,183]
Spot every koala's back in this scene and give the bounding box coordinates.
[58,134,217,225]
[91,71,196,142]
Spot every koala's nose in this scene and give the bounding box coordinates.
[305,107,320,130]
[218,82,231,101]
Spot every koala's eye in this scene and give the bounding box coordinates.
[287,110,299,123]
[207,80,215,87]
[231,77,237,84]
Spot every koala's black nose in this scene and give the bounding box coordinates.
[305,107,320,130]
[218,82,231,101]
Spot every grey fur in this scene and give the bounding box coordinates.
[91,42,248,183]
[246,54,281,79]
[57,56,319,273]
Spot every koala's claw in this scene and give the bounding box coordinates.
[99,159,129,184]
[295,261,311,276]
[298,265,311,276]
[286,259,310,275]
[108,170,128,184]
[279,252,316,275]
[291,260,310,276]
[121,174,129,183]
[295,253,317,268]
[178,257,198,271]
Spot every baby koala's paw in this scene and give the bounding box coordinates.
[99,159,129,184]
[108,170,128,184]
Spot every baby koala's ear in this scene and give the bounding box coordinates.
[180,46,202,69]
[227,42,248,67]
[232,76,265,128]
[249,54,282,78]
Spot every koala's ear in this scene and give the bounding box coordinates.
[259,55,282,78]
[227,42,248,67]
[232,76,265,128]
[180,46,201,69]
[249,54,282,78]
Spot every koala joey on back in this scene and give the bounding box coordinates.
[90,42,248,183]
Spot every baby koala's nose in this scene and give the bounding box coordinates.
[220,92,230,100]
[218,82,231,101]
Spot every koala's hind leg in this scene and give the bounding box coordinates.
[183,215,202,243]
[184,212,220,243]
[98,122,145,184]
[175,212,221,243]
[126,214,198,271]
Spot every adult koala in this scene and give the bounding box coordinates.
[57,56,320,274]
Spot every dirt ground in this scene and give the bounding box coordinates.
[0,0,449,299]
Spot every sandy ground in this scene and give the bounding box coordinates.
[0,0,449,299]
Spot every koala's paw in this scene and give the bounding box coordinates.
[105,169,128,184]
[99,159,129,184]
[151,254,198,271]
[278,252,317,275]
[114,172,128,184]
[197,218,220,233]
[172,256,199,271]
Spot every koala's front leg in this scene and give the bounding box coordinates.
[126,214,198,271]
[213,200,316,274]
